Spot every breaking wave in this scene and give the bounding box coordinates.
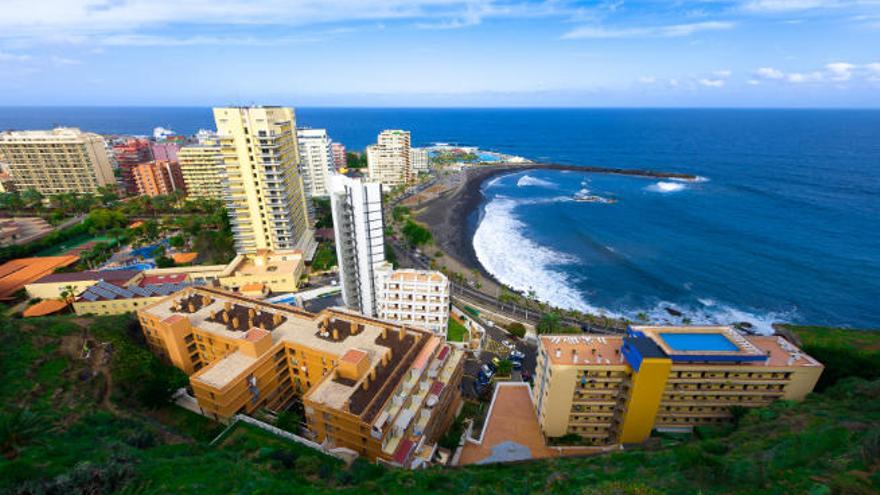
[473,197,601,314]
[516,175,556,188]
[646,181,687,193]
[626,299,796,335]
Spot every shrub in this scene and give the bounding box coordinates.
[507,322,526,338]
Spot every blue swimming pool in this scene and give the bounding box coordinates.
[659,333,739,352]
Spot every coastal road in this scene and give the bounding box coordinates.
[389,236,623,336]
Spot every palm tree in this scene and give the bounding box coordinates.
[59,284,79,305]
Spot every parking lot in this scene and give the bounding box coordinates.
[461,319,538,400]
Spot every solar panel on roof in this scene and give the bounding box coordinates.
[91,287,118,300]
[80,291,100,301]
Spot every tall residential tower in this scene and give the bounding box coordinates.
[329,174,386,316]
[366,130,412,188]
[296,128,333,198]
[213,107,314,255]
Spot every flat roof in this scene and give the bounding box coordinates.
[458,383,598,465]
[632,325,766,361]
[539,335,626,366]
[34,269,139,285]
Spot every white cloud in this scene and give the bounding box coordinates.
[786,71,823,83]
[562,21,735,39]
[742,0,845,12]
[50,56,80,65]
[638,76,657,84]
[698,78,725,87]
[747,79,761,85]
[713,69,733,78]
[755,67,785,79]
[825,62,855,81]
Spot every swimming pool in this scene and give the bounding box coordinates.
[659,333,739,352]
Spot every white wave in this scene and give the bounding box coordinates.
[646,181,687,193]
[516,175,556,188]
[484,175,504,189]
[473,197,601,314]
[632,300,795,335]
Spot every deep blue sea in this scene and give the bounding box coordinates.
[1,107,878,330]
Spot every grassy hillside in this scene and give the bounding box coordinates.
[1,316,878,494]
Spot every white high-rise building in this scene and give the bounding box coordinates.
[213,106,314,255]
[329,174,386,316]
[375,265,450,335]
[366,130,412,188]
[410,148,430,174]
[296,128,334,198]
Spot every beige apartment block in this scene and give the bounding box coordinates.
[213,107,313,254]
[0,128,114,196]
[375,265,450,335]
[178,141,225,200]
[367,130,412,188]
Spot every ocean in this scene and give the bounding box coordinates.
[1,107,878,329]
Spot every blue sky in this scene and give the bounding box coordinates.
[0,0,878,107]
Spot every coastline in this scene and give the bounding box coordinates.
[414,162,698,295]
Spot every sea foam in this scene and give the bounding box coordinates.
[473,197,599,314]
[646,181,687,193]
[516,175,556,188]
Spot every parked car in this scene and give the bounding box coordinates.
[521,371,532,383]
[511,360,523,371]
[491,357,502,368]
[509,350,526,361]
[481,364,494,377]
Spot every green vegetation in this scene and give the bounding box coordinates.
[392,205,411,222]
[783,324,880,391]
[385,241,398,267]
[495,359,513,376]
[402,219,432,246]
[313,197,333,229]
[506,321,526,339]
[431,150,479,166]
[2,317,879,494]
[345,151,368,169]
[311,242,338,271]
[536,311,562,334]
[447,318,469,342]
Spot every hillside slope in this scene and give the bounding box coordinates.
[1,315,878,494]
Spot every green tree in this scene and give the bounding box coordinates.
[496,359,513,376]
[402,219,432,246]
[537,311,562,334]
[20,188,44,210]
[276,410,303,433]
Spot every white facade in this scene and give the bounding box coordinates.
[296,128,334,198]
[366,130,412,188]
[410,148,430,174]
[375,266,450,335]
[329,174,386,316]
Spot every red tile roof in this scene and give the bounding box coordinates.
[139,273,188,286]
[392,439,415,465]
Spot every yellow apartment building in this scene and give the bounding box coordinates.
[178,141,224,200]
[213,107,313,254]
[533,325,823,446]
[137,287,464,467]
[0,128,115,196]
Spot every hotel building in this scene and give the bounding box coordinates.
[132,160,185,197]
[296,129,334,198]
[331,142,347,170]
[178,141,224,200]
[329,174,386,316]
[410,148,430,175]
[112,138,153,195]
[137,287,464,467]
[0,128,115,196]
[533,325,823,446]
[213,107,314,255]
[375,266,449,335]
[366,130,412,188]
